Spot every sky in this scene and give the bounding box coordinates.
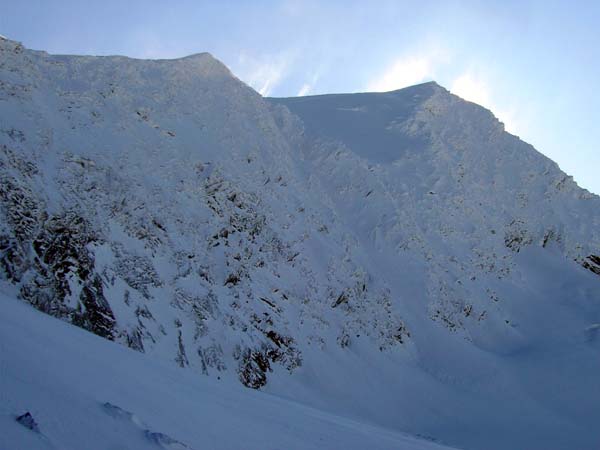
[1,0,599,194]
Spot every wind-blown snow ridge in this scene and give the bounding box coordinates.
[1,37,599,450]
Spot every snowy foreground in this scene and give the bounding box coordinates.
[0,293,456,450]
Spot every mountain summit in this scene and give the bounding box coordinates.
[1,40,599,450]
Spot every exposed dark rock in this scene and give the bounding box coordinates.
[0,176,44,241]
[72,274,116,340]
[582,255,600,276]
[16,412,39,432]
[144,430,189,448]
[265,330,291,348]
[238,348,270,389]
[18,212,116,340]
[175,330,189,367]
[125,327,145,352]
[224,273,240,286]
[393,322,411,344]
[259,296,278,310]
[197,343,226,374]
[237,331,301,389]
[0,235,28,281]
[504,220,532,252]
[331,292,348,308]
[337,331,351,348]
[541,229,561,248]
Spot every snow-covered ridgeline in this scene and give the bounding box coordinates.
[1,36,599,449]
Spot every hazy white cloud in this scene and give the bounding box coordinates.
[296,72,320,97]
[451,73,490,107]
[235,53,291,96]
[451,72,520,135]
[297,83,312,96]
[366,56,434,92]
[498,108,520,136]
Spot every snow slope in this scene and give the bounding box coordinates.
[0,292,458,450]
[1,36,600,449]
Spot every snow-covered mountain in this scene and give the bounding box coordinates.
[1,36,599,450]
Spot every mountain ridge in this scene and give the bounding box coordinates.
[1,39,599,450]
[0,35,225,67]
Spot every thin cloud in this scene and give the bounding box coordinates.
[450,72,520,135]
[451,73,490,107]
[366,56,434,92]
[296,72,320,96]
[297,83,312,96]
[235,53,291,96]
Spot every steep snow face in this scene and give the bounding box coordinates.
[273,84,600,341]
[0,35,412,388]
[273,83,600,262]
[1,36,600,450]
[270,84,437,163]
